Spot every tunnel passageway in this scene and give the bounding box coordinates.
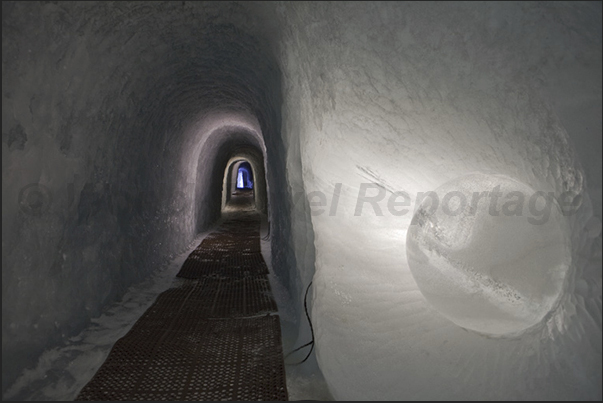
[75,202,288,401]
[3,2,600,401]
[223,159,258,213]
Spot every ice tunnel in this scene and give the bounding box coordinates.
[2,2,601,401]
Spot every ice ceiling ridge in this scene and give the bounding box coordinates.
[2,2,601,401]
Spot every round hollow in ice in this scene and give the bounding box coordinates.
[406,173,571,336]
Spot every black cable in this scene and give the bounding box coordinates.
[284,281,314,365]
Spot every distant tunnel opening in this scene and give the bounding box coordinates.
[221,154,261,212]
[236,161,253,190]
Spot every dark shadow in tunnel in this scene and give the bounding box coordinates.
[130,22,302,316]
[1,9,309,394]
[110,19,305,378]
[219,146,265,214]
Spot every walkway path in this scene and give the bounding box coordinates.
[76,211,288,401]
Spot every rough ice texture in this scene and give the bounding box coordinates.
[2,225,330,402]
[2,1,601,400]
[406,173,571,336]
[2,2,298,393]
[277,2,601,400]
[2,233,204,401]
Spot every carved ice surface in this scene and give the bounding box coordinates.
[2,2,601,401]
[407,173,571,335]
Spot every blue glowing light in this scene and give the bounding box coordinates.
[236,162,253,189]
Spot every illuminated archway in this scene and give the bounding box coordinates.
[220,146,266,213]
[236,161,253,190]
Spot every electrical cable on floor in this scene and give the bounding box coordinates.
[284,281,314,365]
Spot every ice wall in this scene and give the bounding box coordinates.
[277,2,601,400]
[2,2,601,401]
[2,2,298,393]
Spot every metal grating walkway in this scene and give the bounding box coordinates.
[76,212,288,401]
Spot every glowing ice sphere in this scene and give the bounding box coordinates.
[406,173,571,336]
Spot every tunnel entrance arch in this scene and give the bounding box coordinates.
[190,118,269,233]
[221,149,266,213]
[222,159,256,211]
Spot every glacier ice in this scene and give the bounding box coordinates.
[2,1,601,401]
[406,173,571,336]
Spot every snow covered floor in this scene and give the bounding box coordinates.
[4,216,333,401]
[2,232,205,401]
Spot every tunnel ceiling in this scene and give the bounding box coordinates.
[2,2,601,400]
[2,1,290,393]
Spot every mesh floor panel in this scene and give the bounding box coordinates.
[76,212,288,401]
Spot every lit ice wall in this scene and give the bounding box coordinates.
[2,2,601,400]
[277,2,601,400]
